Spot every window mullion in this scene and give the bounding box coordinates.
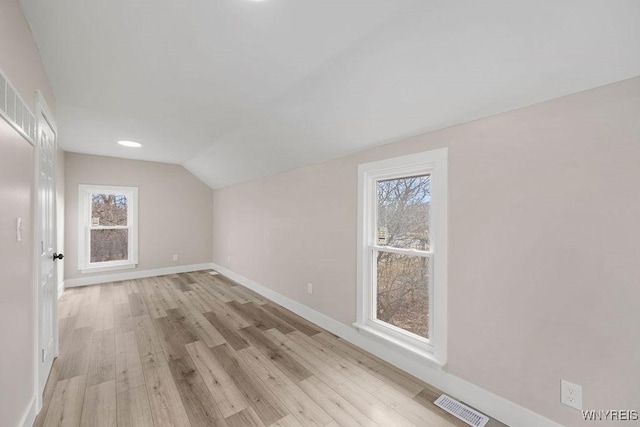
[371,245,432,257]
[89,226,128,230]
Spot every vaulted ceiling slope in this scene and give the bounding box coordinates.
[20,0,640,188]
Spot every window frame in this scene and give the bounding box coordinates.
[78,184,139,274]
[355,148,448,366]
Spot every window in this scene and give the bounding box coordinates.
[78,185,138,273]
[356,148,448,365]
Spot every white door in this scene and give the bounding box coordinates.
[37,110,58,396]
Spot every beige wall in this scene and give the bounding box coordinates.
[65,153,213,281]
[213,77,640,426]
[0,116,35,427]
[0,0,55,114]
[0,1,56,425]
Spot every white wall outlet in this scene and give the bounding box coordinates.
[227,255,231,263]
[172,254,178,261]
[561,380,583,410]
[307,283,313,294]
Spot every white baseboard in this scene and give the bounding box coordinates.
[18,395,36,427]
[211,263,562,427]
[64,263,214,288]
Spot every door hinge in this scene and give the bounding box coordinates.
[42,349,45,363]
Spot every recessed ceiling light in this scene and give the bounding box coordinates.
[118,140,142,148]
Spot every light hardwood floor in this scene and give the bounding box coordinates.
[35,270,507,427]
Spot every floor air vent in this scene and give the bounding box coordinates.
[434,394,490,427]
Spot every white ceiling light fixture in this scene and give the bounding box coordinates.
[118,140,142,148]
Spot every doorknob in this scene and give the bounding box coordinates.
[53,253,64,261]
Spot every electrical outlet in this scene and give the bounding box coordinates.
[172,254,178,261]
[307,283,313,294]
[561,380,583,410]
[227,255,231,263]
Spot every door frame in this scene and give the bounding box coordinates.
[33,91,59,412]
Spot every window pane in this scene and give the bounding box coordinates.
[91,193,128,226]
[376,175,430,250]
[91,229,128,262]
[376,252,429,339]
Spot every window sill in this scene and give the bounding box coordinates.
[80,263,137,274]
[353,322,445,368]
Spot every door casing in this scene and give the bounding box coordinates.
[34,91,59,412]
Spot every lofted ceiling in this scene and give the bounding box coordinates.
[20,0,640,189]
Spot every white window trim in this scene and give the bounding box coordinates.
[78,184,139,274]
[355,148,448,366]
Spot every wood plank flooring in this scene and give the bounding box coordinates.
[35,270,507,427]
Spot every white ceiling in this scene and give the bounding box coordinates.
[20,0,640,188]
